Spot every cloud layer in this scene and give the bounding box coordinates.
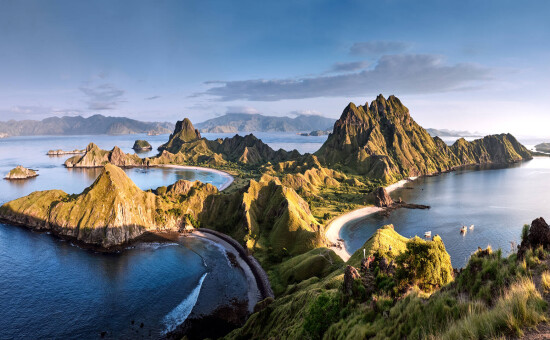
[328,61,369,73]
[202,54,492,101]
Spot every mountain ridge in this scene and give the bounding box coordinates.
[0,114,174,136]
[196,113,335,133]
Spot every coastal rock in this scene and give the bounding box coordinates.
[0,133,8,138]
[373,186,393,207]
[132,140,152,151]
[4,165,38,180]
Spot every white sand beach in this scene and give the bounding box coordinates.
[325,177,418,261]
[157,164,235,191]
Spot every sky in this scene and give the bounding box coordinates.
[0,0,549,137]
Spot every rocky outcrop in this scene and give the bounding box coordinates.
[64,143,143,168]
[373,187,393,207]
[132,140,152,151]
[315,95,532,181]
[343,265,361,296]
[152,118,298,166]
[0,164,218,248]
[4,165,38,179]
[518,217,550,258]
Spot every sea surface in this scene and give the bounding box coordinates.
[0,134,249,339]
[340,157,550,268]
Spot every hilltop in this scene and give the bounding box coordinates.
[315,94,532,181]
[195,113,335,133]
[0,114,173,136]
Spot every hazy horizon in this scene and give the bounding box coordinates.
[1,1,549,137]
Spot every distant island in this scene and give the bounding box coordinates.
[195,113,335,133]
[4,165,38,180]
[299,130,331,136]
[426,128,481,137]
[535,143,550,153]
[0,114,174,136]
[132,140,153,151]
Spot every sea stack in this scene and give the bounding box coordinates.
[4,165,38,180]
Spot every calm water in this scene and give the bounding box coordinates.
[341,157,550,268]
[0,134,248,339]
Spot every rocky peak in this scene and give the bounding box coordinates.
[86,142,99,152]
[173,118,201,142]
[87,163,141,196]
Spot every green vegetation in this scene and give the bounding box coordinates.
[4,165,38,179]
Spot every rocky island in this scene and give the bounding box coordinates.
[4,165,38,180]
[132,139,152,151]
[47,149,85,156]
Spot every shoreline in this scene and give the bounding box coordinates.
[325,176,418,261]
[154,164,235,191]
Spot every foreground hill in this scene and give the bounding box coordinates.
[315,94,532,181]
[196,113,335,133]
[0,114,173,136]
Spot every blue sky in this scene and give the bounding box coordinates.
[1,0,549,136]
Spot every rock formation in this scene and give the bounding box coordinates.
[132,140,152,151]
[315,94,532,182]
[47,149,85,156]
[64,143,143,168]
[518,217,550,258]
[4,165,38,179]
[373,187,393,207]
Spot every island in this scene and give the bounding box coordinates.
[0,132,8,138]
[299,129,331,136]
[2,94,545,340]
[132,139,153,151]
[535,142,550,153]
[47,149,85,156]
[4,165,38,180]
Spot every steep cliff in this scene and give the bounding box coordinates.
[316,95,532,181]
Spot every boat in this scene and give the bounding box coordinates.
[469,224,475,230]
[424,231,432,238]
[460,226,467,233]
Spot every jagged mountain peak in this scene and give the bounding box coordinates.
[173,118,202,142]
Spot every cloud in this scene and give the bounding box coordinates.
[79,83,125,110]
[290,109,323,116]
[200,54,492,101]
[225,106,260,114]
[145,95,161,100]
[350,41,411,56]
[328,61,369,73]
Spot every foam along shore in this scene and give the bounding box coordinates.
[156,164,234,191]
[187,229,272,312]
[325,177,418,262]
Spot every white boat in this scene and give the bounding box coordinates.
[424,231,432,238]
[460,226,467,233]
[469,224,475,230]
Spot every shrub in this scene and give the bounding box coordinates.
[542,271,550,293]
[303,293,341,339]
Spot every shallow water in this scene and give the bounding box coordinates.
[0,134,248,339]
[340,157,550,268]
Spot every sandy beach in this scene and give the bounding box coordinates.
[157,164,234,191]
[325,177,418,261]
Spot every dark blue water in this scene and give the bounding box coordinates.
[0,134,248,339]
[341,157,550,268]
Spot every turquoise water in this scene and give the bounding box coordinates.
[0,134,247,339]
[340,157,550,268]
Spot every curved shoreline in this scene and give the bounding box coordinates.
[325,177,418,261]
[154,164,235,191]
[191,228,273,302]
